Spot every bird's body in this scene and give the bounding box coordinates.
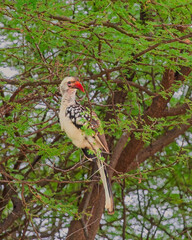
[59,77,114,214]
[60,103,87,149]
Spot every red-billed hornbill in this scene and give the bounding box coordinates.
[59,76,114,214]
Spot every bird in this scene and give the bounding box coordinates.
[59,76,114,214]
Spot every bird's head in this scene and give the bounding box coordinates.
[60,76,84,95]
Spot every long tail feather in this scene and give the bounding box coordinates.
[82,148,114,214]
[96,158,114,214]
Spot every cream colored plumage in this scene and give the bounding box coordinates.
[59,77,114,214]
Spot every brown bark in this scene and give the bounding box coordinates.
[162,103,190,117]
[67,186,105,240]
[0,197,23,234]
[116,66,191,173]
[127,118,192,171]
[0,165,24,234]
[115,69,175,173]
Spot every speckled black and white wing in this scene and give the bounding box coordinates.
[65,104,109,153]
[65,104,90,129]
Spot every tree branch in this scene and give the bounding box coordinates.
[116,66,191,173]
[0,197,23,234]
[162,103,190,117]
[127,118,192,171]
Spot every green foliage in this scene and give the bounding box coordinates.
[1,0,192,239]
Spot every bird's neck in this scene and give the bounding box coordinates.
[60,89,76,110]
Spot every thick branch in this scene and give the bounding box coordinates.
[116,66,191,173]
[162,103,190,117]
[127,119,192,171]
[67,185,105,240]
[0,197,23,234]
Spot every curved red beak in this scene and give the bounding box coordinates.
[73,81,84,92]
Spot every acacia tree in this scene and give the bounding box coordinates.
[0,0,192,239]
